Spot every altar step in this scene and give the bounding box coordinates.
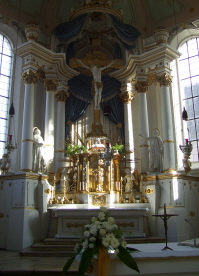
[20,236,165,257]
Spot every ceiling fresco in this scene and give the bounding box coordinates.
[0,0,199,38]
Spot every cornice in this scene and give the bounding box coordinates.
[110,45,180,82]
[0,173,48,181]
[143,173,199,182]
[14,40,79,80]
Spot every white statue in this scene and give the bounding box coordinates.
[77,59,115,110]
[139,129,164,173]
[123,168,135,192]
[32,127,46,174]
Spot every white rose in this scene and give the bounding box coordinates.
[102,237,110,247]
[91,217,97,222]
[94,220,100,225]
[107,233,115,239]
[84,230,90,237]
[90,237,96,242]
[90,228,97,235]
[84,224,91,229]
[82,240,88,248]
[98,212,105,221]
[100,206,107,212]
[99,228,106,235]
[108,217,115,223]
[111,238,119,248]
[89,243,94,248]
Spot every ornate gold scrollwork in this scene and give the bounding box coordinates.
[44,189,51,194]
[66,222,86,228]
[55,91,70,102]
[0,213,5,218]
[145,188,154,194]
[43,79,58,92]
[119,91,135,104]
[21,70,38,85]
[157,73,173,87]
[134,80,148,93]
[189,211,195,217]
[116,222,135,227]
[92,195,106,206]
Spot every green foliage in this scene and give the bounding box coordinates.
[112,143,125,154]
[65,144,88,156]
[117,245,140,273]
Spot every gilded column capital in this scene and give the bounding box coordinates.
[134,80,148,93]
[157,73,173,87]
[43,79,58,92]
[119,91,135,104]
[21,70,38,85]
[55,91,70,102]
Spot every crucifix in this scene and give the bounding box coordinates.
[152,203,179,251]
[69,38,123,110]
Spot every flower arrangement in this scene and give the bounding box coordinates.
[63,207,139,275]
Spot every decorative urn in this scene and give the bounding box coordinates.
[154,26,169,46]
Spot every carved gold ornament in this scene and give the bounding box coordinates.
[92,195,106,206]
[119,91,135,104]
[134,80,148,93]
[116,222,135,228]
[0,213,5,218]
[43,79,58,92]
[55,91,70,102]
[145,188,154,194]
[163,140,174,143]
[44,189,51,194]
[21,70,38,85]
[189,211,195,217]
[147,73,158,86]
[66,222,86,228]
[157,73,173,87]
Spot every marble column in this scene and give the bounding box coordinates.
[54,85,70,173]
[157,73,175,171]
[134,80,150,173]
[43,79,58,175]
[119,88,135,172]
[20,70,38,172]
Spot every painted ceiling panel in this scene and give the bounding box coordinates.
[10,0,43,18]
[146,0,186,22]
[0,0,199,38]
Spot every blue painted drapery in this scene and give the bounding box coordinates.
[68,74,121,102]
[65,94,89,138]
[101,95,125,140]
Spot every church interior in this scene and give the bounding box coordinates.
[0,0,199,275]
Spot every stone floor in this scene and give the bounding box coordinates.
[0,249,77,275]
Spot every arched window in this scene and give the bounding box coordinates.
[0,34,12,158]
[178,38,199,162]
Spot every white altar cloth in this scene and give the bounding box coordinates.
[87,242,199,276]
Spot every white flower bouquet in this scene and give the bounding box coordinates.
[63,207,140,275]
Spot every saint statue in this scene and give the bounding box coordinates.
[77,59,115,110]
[123,168,135,192]
[139,129,164,173]
[32,127,46,174]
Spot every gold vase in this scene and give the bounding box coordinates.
[97,245,110,276]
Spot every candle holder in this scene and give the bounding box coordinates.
[179,140,193,173]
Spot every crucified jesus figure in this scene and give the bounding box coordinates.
[77,59,115,110]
